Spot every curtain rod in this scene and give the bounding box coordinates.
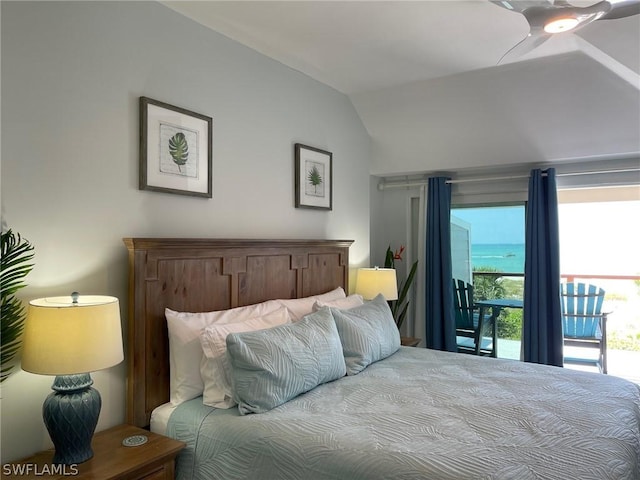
[377,167,640,190]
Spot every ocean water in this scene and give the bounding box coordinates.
[472,243,525,273]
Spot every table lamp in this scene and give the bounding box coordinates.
[21,293,123,465]
[355,267,398,301]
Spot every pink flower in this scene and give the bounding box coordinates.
[394,245,405,261]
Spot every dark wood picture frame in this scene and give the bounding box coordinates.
[294,143,333,210]
[139,97,213,198]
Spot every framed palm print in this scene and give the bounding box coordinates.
[139,97,213,198]
[294,143,332,210]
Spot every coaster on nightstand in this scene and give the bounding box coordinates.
[122,434,148,447]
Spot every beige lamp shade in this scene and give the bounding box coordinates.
[355,268,398,301]
[21,295,124,375]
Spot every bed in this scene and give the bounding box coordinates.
[124,238,640,480]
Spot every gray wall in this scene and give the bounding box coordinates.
[369,178,418,272]
[369,180,422,337]
[0,1,371,462]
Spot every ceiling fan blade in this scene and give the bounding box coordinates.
[600,0,640,19]
[498,31,552,64]
[492,0,619,64]
[490,0,552,14]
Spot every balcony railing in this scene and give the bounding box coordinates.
[472,272,640,291]
[471,271,640,383]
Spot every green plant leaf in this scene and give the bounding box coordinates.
[384,246,394,269]
[388,259,418,327]
[397,260,418,306]
[307,166,322,187]
[395,301,410,329]
[472,266,506,301]
[382,247,418,328]
[168,132,189,171]
[1,229,34,382]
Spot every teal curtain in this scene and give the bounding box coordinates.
[523,168,563,366]
[425,177,456,352]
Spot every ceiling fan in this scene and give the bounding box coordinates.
[491,0,640,63]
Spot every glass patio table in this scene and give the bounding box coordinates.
[474,299,524,358]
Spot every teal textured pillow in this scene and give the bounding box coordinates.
[226,307,346,415]
[330,293,401,375]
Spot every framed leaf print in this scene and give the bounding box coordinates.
[139,97,213,198]
[294,143,332,210]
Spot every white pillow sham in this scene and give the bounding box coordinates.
[199,306,292,408]
[276,286,346,321]
[313,294,364,311]
[165,299,281,405]
[165,287,347,405]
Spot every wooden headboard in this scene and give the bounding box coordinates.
[123,238,353,427]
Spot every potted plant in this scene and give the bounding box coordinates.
[1,229,34,382]
[384,245,418,329]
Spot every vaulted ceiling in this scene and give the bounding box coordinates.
[163,1,640,176]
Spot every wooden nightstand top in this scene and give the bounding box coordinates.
[401,336,421,347]
[2,424,185,480]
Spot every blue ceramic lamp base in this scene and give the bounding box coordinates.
[42,373,101,465]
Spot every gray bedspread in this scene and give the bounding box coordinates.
[167,347,640,480]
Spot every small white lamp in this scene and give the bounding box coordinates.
[21,293,123,465]
[355,267,398,301]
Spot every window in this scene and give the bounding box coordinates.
[451,205,525,359]
[558,195,640,377]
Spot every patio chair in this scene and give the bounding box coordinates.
[561,282,609,374]
[453,279,495,357]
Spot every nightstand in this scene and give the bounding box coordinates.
[401,336,421,347]
[2,424,185,480]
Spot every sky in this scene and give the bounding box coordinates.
[451,201,640,276]
[452,206,525,244]
[559,201,640,276]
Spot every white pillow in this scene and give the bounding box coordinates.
[165,299,281,405]
[200,307,292,408]
[313,294,364,311]
[277,286,346,321]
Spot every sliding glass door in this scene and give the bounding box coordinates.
[451,205,526,359]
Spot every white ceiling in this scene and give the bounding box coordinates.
[163,1,640,176]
